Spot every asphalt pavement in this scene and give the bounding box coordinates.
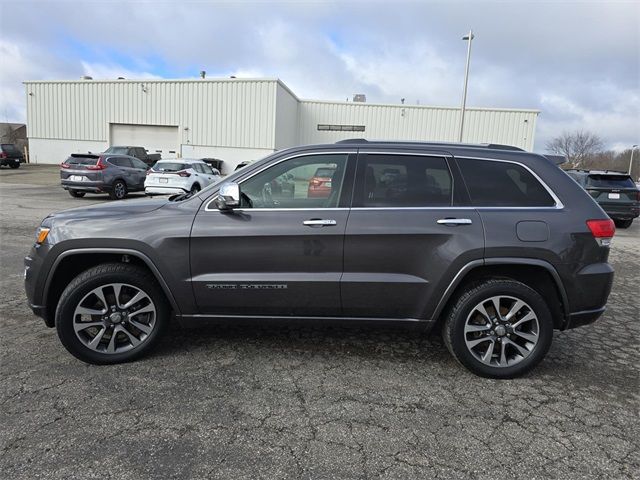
[1,165,638,479]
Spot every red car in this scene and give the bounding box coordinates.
[307,167,336,198]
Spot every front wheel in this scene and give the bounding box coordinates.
[442,279,553,379]
[55,263,169,364]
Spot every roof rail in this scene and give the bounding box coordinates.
[334,139,524,151]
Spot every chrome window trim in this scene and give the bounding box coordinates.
[204,150,354,212]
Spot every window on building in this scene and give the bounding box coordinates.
[317,124,366,132]
[354,154,452,207]
[458,158,556,207]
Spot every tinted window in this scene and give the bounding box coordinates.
[459,159,555,207]
[202,164,214,175]
[152,162,187,172]
[587,175,636,189]
[109,157,133,167]
[104,147,129,155]
[66,156,100,166]
[1,144,19,153]
[130,158,148,170]
[240,154,348,208]
[354,154,452,207]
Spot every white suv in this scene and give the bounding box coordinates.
[145,159,221,195]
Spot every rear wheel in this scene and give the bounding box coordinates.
[443,279,553,378]
[55,263,169,364]
[190,183,201,194]
[109,180,127,200]
[68,189,86,198]
[614,219,633,229]
[9,162,20,169]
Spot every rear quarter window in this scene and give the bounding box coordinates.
[459,158,556,207]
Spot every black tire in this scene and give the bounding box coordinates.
[614,219,633,229]
[68,190,86,198]
[55,263,170,365]
[109,180,128,200]
[190,183,201,194]
[442,279,553,379]
[9,162,20,169]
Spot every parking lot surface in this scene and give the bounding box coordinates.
[1,165,638,479]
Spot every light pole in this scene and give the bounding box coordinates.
[458,29,474,142]
[628,144,638,176]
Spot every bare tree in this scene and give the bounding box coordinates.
[546,130,604,168]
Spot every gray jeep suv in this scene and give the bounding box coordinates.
[25,141,615,378]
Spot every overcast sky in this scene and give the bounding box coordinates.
[0,0,638,151]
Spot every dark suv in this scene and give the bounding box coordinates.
[60,153,149,199]
[25,141,615,378]
[0,143,24,168]
[565,169,640,228]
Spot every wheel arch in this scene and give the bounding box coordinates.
[431,258,569,330]
[43,248,180,326]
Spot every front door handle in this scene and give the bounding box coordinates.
[437,218,473,226]
[303,219,337,227]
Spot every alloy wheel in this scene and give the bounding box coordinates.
[72,283,156,354]
[464,295,539,368]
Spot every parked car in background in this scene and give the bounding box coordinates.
[27,140,615,378]
[145,159,221,196]
[0,144,24,168]
[307,166,336,198]
[102,146,161,166]
[60,153,149,200]
[566,169,640,228]
[234,160,254,171]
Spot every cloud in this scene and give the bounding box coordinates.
[0,0,637,151]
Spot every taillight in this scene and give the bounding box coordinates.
[586,219,615,246]
[86,158,106,170]
[0,152,6,158]
[177,170,191,177]
[60,163,70,168]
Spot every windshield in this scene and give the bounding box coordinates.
[104,147,128,154]
[1,144,19,153]
[587,175,636,189]
[152,162,190,172]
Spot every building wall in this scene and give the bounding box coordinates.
[28,138,108,164]
[274,83,299,150]
[298,100,538,151]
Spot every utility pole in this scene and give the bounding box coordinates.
[458,29,474,142]
[628,144,638,176]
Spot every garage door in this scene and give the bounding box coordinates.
[109,124,179,158]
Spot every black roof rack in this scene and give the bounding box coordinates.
[334,138,524,151]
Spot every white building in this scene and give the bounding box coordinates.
[24,78,539,172]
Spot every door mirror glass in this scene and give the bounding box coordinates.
[216,182,241,210]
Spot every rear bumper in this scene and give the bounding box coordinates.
[565,307,606,329]
[600,204,640,220]
[61,180,109,193]
[563,262,614,330]
[1,158,22,165]
[145,186,187,195]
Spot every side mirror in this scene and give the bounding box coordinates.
[216,182,241,210]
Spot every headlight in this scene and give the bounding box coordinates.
[35,227,50,244]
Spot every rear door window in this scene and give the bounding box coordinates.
[109,157,133,168]
[353,154,452,207]
[130,158,149,170]
[458,158,556,207]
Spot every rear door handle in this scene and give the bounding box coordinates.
[303,219,337,227]
[437,218,473,226]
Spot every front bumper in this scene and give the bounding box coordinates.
[25,248,54,327]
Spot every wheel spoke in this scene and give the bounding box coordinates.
[465,323,491,334]
[118,326,141,347]
[129,319,152,334]
[75,306,106,316]
[106,329,118,353]
[505,300,525,321]
[475,303,492,322]
[88,327,107,348]
[467,337,492,349]
[490,297,502,319]
[94,287,110,310]
[121,291,146,309]
[499,340,507,366]
[513,330,538,343]
[112,284,124,308]
[504,338,530,357]
[129,304,155,317]
[512,311,536,329]
[74,321,103,333]
[481,340,495,364]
